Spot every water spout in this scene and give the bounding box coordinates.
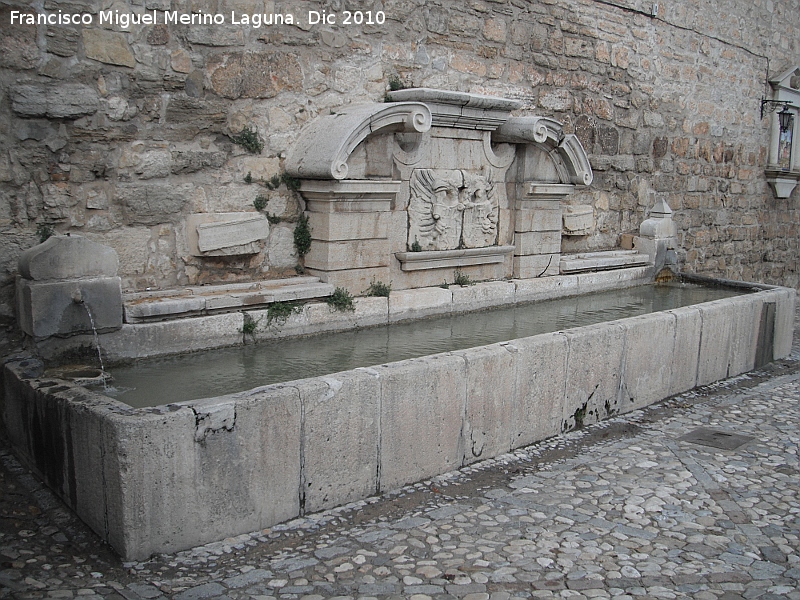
[78,299,108,391]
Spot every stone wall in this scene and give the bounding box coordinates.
[1,0,799,350]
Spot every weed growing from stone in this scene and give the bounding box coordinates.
[410,237,422,252]
[253,195,268,212]
[266,213,281,224]
[241,313,261,340]
[244,171,253,184]
[231,126,264,154]
[453,270,473,286]
[264,173,301,191]
[365,280,391,297]
[36,224,54,244]
[326,287,355,312]
[293,213,311,257]
[266,301,302,327]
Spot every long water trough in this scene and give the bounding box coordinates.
[1,270,795,560]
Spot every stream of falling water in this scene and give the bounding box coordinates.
[80,302,109,391]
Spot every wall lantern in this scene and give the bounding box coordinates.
[762,66,800,198]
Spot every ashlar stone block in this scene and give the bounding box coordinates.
[296,371,380,513]
[377,354,466,491]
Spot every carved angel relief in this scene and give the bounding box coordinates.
[407,168,500,250]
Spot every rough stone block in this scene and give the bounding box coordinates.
[667,306,702,396]
[563,323,625,430]
[389,286,452,323]
[511,333,568,449]
[455,344,515,464]
[619,312,676,412]
[82,29,136,68]
[377,354,466,491]
[451,281,516,312]
[116,183,192,225]
[11,83,99,118]
[515,230,562,255]
[296,371,380,513]
[305,239,389,271]
[514,254,560,278]
[306,211,390,241]
[124,296,205,322]
[17,277,123,338]
[514,274,579,303]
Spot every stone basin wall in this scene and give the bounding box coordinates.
[1,282,794,560]
[1,0,799,352]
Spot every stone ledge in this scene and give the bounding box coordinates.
[123,277,335,323]
[559,250,650,274]
[396,246,516,271]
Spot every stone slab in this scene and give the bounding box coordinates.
[451,280,516,312]
[667,306,702,396]
[513,274,580,303]
[511,333,569,448]
[296,371,380,513]
[563,323,625,430]
[99,313,244,361]
[454,344,515,464]
[696,300,735,386]
[389,286,452,323]
[377,354,466,491]
[619,311,676,412]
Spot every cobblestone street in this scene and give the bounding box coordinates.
[2,318,799,600]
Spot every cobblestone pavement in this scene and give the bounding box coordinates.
[2,321,800,600]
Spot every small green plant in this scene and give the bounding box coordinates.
[263,172,301,191]
[440,280,450,289]
[244,171,253,184]
[384,75,406,101]
[293,213,311,257]
[365,280,391,297]
[36,224,55,243]
[253,194,268,212]
[266,213,281,224]
[266,174,281,189]
[453,270,473,286]
[410,237,422,252]
[231,126,264,154]
[266,301,302,327]
[326,287,355,312]
[295,263,305,275]
[241,313,261,340]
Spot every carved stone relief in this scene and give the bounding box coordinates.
[407,168,500,251]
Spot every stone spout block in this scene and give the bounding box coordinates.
[16,235,123,339]
[18,234,119,281]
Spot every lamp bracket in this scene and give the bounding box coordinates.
[761,98,794,120]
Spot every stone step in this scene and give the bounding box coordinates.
[123,277,335,323]
[559,250,651,274]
